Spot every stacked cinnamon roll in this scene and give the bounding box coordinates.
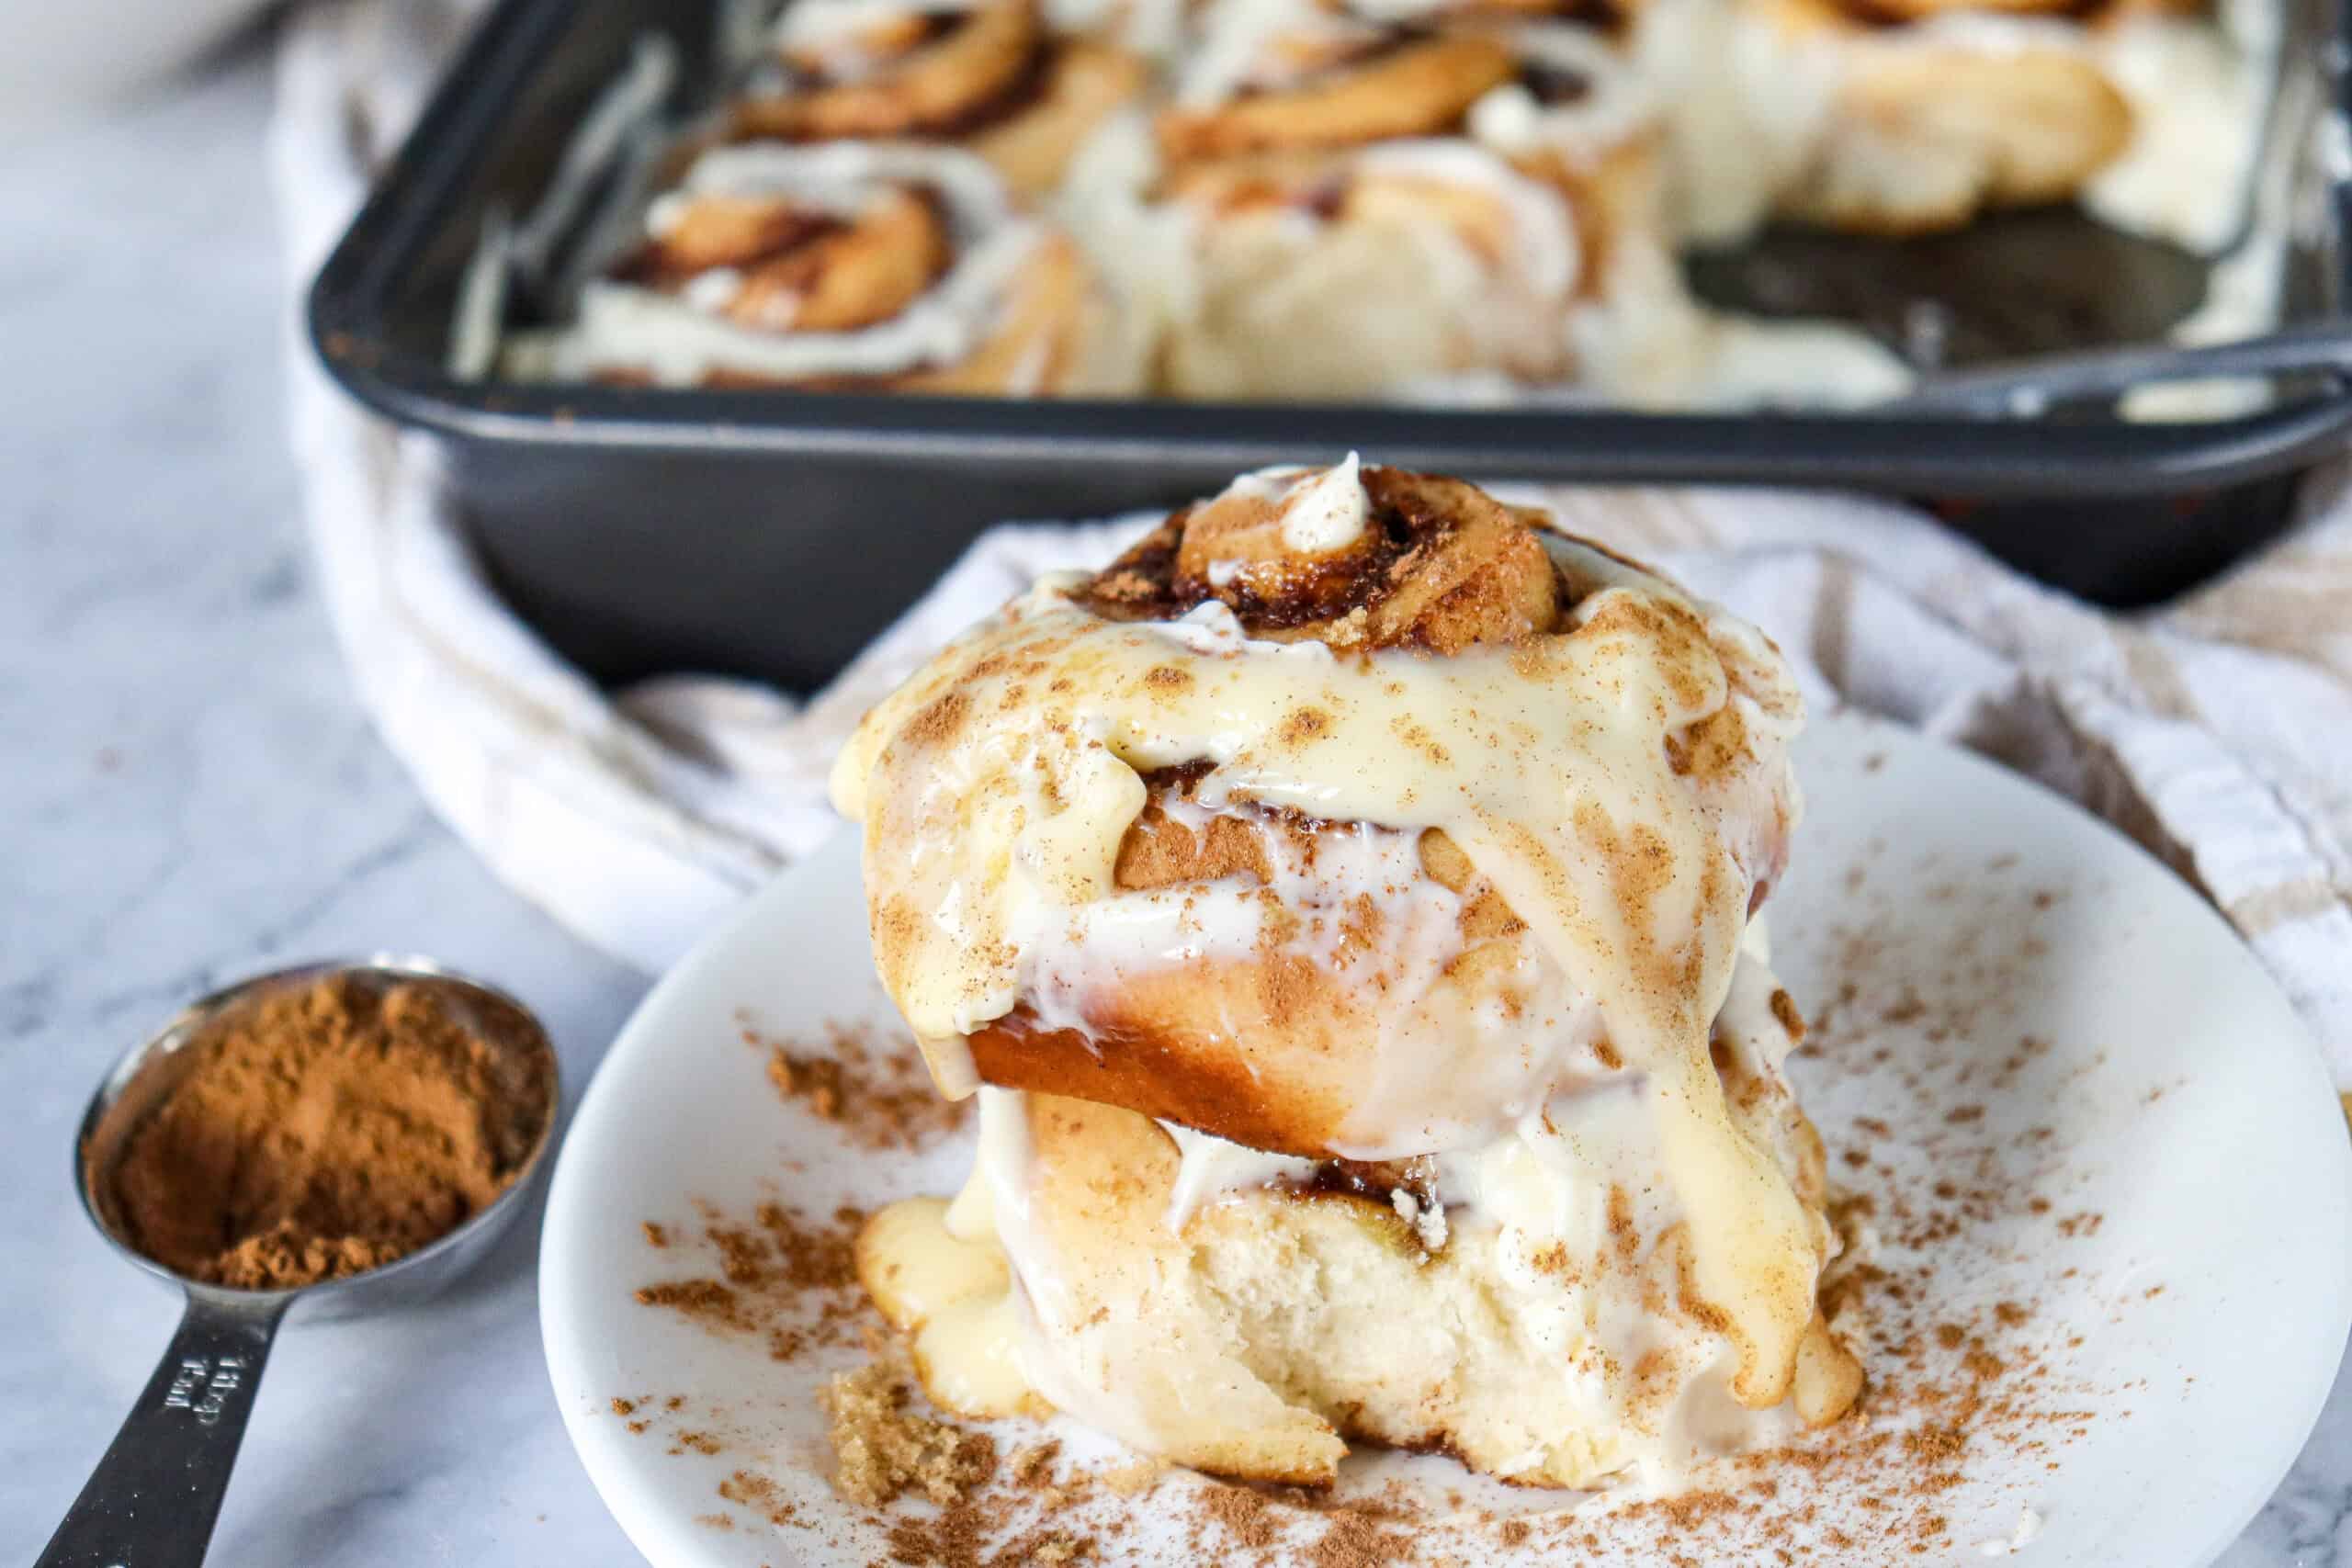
[527,141,1137,393]
[830,458,1864,1488]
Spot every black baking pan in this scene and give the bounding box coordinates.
[311,0,2352,693]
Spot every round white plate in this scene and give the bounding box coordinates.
[542,712,2351,1568]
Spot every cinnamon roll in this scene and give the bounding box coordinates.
[729,0,1148,198]
[1135,0,1671,399]
[514,142,1144,393]
[1728,0,2139,235]
[832,458,1864,1489]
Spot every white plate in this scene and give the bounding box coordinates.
[541,713,2352,1568]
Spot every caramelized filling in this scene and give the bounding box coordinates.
[1077,466,1569,653]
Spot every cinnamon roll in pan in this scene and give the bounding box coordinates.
[1153,141,1602,398]
[731,0,1148,197]
[1133,2,1683,399]
[512,143,1145,393]
[1158,31,1518,159]
[1748,0,2136,234]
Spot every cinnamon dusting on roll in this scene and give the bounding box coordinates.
[537,143,1135,395]
[831,459,1849,1438]
[729,0,1148,197]
[737,0,1051,141]
[1159,31,1517,159]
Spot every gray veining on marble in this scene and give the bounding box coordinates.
[0,32,2345,1568]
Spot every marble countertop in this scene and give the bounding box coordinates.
[0,38,2344,1568]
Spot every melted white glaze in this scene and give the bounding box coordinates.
[930,937,1826,1484]
[832,469,1821,1399]
[1352,140,1582,302]
[1175,0,1380,105]
[547,143,1041,386]
[1465,24,1657,169]
[773,0,992,85]
[1214,453,1375,553]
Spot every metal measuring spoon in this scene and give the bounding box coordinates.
[36,958,561,1568]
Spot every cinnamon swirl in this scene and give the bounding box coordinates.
[832,458,1864,1488]
[731,0,1148,197]
[1133,0,1674,398]
[515,142,1144,393]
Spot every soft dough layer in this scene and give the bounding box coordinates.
[862,941,1861,1489]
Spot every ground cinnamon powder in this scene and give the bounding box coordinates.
[100,972,552,1290]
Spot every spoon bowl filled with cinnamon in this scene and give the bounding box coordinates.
[37,958,560,1568]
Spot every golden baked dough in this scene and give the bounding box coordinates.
[733,0,1046,141]
[883,466,1793,1150]
[730,0,1145,197]
[558,142,1141,396]
[1760,0,2136,234]
[965,39,1150,196]
[833,460,1865,1489]
[1159,33,1517,161]
[698,231,1105,394]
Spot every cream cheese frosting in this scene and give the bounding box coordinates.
[831,459,1824,1406]
[542,142,1044,387]
[857,934,1851,1487]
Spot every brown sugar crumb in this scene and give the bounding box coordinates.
[642,1221,670,1247]
[675,1429,723,1456]
[989,1529,1095,1565]
[744,1016,969,1151]
[1498,1517,1532,1546]
[819,1360,997,1508]
[885,1500,990,1566]
[1010,1440,1063,1489]
[1092,1459,1163,1496]
[610,1397,637,1417]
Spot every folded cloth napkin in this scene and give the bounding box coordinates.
[275,0,2352,1083]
